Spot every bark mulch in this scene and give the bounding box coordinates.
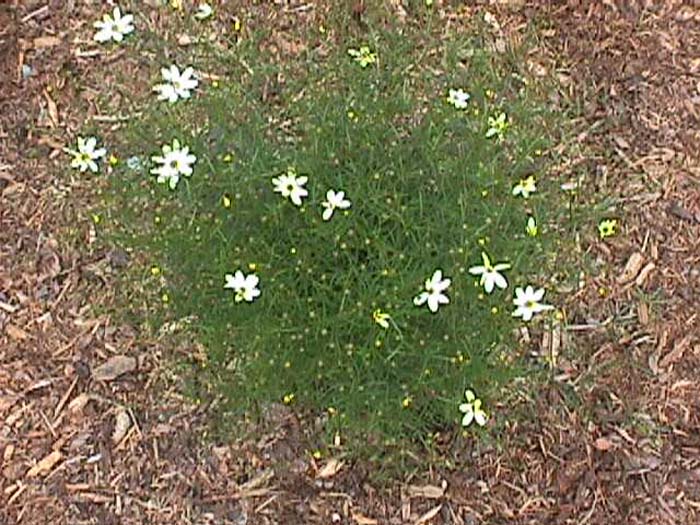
[1,1,699,524]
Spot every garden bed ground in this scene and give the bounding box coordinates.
[1,1,699,524]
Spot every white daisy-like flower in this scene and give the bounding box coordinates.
[598,218,618,239]
[512,285,554,321]
[126,156,142,171]
[271,168,308,206]
[372,309,391,329]
[459,389,488,427]
[512,175,537,198]
[447,88,470,109]
[484,11,501,32]
[224,270,261,303]
[150,139,197,190]
[321,189,351,221]
[153,65,198,103]
[65,136,107,173]
[194,3,214,20]
[93,7,134,43]
[347,46,377,68]
[526,215,538,237]
[468,252,511,294]
[413,269,451,313]
[485,112,509,141]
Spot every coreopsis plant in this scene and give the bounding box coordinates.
[93,7,134,43]
[153,65,198,103]
[65,136,107,173]
[150,139,196,190]
[105,6,573,451]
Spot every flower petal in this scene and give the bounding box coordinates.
[427,295,440,312]
[468,265,485,276]
[512,306,526,319]
[413,292,428,307]
[493,272,508,290]
[533,303,554,313]
[434,277,451,293]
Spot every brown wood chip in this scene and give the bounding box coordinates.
[415,504,442,524]
[316,458,344,479]
[407,484,445,499]
[26,450,62,478]
[618,252,645,284]
[33,35,62,49]
[92,356,137,382]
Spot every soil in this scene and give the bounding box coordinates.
[1,1,699,524]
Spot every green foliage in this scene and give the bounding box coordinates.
[105,5,569,452]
